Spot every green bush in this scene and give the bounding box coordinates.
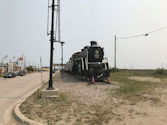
[26,66,35,73]
[110,67,119,72]
[0,74,3,77]
[155,68,166,74]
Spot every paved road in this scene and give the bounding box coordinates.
[0,72,49,124]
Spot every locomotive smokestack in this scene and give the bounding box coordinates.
[90,41,97,47]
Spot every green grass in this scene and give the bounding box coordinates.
[20,91,72,123]
[20,90,115,125]
[110,70,166,104]
[155,68,166,75]
[83,104,113,125]
[133,71,167,79]
[116,69,167,78]
[0,74,3,77]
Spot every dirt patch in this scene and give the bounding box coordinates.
[129,76,161,83]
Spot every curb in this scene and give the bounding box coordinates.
[3,72,59,125]
[3,82,48,125]
[12,84,44,125]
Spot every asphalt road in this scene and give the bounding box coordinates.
[0,72,49,124]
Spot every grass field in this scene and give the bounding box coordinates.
[110,70,167,104]
[20,70,167,125]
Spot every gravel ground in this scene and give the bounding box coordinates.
[54,71,118,105]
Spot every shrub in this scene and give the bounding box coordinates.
[155,68,166,75]
[26,66,35,73]
[110,67,119,72]
[0,74,3,77]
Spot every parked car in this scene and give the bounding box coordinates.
[4,72,16,78]
[18,71,26,76]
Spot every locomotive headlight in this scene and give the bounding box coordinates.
[94,50,100,59]
[95,50,99,54]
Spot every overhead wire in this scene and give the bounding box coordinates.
[117,25,167,40]
[117,33,147,39]
[147,26,167,34]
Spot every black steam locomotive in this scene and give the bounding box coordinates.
[65,41,111,83]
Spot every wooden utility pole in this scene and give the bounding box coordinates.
[114,35,117,68]
[40,57,43,83]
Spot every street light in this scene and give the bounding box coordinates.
[58,41,65,78]
[47,0,61,90]
[114,33,148,69]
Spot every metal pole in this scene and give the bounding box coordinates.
[59,41,64,78]
[61,43,63,78]
[114,35,117,68]
[40,57,43,83]
[48,0,55,90]
[1,59,4,73]
[58,0,61,42]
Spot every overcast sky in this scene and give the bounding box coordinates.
[0,0,167,69]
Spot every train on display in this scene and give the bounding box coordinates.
[64,41,111,84]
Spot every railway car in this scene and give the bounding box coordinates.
[65,41,111,83]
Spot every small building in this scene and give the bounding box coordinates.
[7,62,21,73]
[0,63,7,74]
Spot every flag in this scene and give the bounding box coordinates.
[18,57,23,61]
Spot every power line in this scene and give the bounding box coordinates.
[117,25,167,40]
[147,26,167,34]
[117,33,147,39]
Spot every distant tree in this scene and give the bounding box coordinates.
[0,74,3,77]
[155,68,166,75]
[26,66,35,73]
[110,67,119,72]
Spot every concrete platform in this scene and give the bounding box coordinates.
[41,88,59,99]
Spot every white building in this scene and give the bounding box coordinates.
[7,62,21,73]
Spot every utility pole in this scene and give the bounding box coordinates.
[40,57,43,83]
[57,0,61,42]
[59,41,65,78]
[114,33,148,69]
[114,35,117,68]
[48,0,55,90]
[56,0,65,78]
[24,56,26,70]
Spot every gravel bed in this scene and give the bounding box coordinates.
[54,72,118,105]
